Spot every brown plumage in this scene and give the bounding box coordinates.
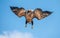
[10,6,52,28]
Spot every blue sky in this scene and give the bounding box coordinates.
[0,0,60,38]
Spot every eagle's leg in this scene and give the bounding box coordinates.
[25,20,27,28]
[31,21,33,29]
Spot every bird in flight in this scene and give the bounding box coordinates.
[10,6,52,29]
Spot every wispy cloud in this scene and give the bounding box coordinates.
[0,31,34,38]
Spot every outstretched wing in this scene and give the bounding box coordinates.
[33,8,52,20]
[10,6,26,17]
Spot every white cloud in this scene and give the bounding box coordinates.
[0,31,34,38]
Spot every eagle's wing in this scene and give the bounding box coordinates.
[33,8,52,20]
[10,6,26,17]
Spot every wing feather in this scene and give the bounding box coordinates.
[42,11,52,18]
[10,6,26,17]
[33,8,43,20]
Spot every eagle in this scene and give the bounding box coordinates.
[10,6,52,29]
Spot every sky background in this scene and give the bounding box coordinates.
[0,0,60,38]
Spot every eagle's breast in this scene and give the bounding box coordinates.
[26,10,33,22]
